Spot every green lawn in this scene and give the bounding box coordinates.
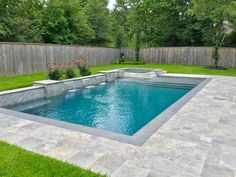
[0,141,105,177]
[0,64,236,92]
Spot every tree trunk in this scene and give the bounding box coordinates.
[213,27,221,68]
[135,31,140,61]
[213,45,220,68]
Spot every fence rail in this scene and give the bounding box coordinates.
[122,47,236,68]
[0,43,236,76]
[0,43,119,75]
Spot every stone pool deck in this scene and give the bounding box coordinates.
[0,74,235,177]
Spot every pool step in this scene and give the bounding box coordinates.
[123,69,166,79]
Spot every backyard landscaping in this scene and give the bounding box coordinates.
[1,64,236,92]
[0,141,105,177]
[1,0,236,176]
[0,62,236,177]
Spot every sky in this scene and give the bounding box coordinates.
[108,0,116,10]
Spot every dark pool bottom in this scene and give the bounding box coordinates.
[11,79,194,136]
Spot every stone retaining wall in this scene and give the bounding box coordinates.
[0,70,122,107]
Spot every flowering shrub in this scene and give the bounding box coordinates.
[74,58,91,76]
[46,59,91,80]
[65,62,76,78]
[46,62,64,80]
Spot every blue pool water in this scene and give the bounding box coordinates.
[18,79,194,136]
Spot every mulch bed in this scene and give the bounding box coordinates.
[207,66,228,70]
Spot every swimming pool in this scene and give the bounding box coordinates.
[10,78,194,136]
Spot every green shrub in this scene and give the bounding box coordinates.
[65,64,76,78]
[46,63,63,80]
[74,58,91,76]
[116,56,125,64]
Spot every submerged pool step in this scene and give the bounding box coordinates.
[86,86,96,89]
[122,79,196,89]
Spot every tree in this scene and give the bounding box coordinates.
[140,0,209,47]
[1,0,236,49]
[112,0,130,47]
[127,0,146,61]
[85,0,112,46]
[110,14,127,48]
[60,0,95,45]
[189,0,235,68]
[0,0,45,42]
[42,0,94,45]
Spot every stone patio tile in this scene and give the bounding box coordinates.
[31,126,72,141]
[201,164,234,177]
[147,170,200,177]
[42,139,81,160]
[18,137,44,150]
[212,135,236,147]
[0,117,22,128]
[144,134,209,159]
[111,164,149,177]
[0,127,31,144]
[219,115,236,125]
[68,151,103,169]
[157,125,212,145]
[33,139,63,155]
[65,132,101,150]
[13,119,33,128]
[211,123,236,139]
[89,153,127,175]
[85,139,136,156]
[203,143,236,172]
[21,122,42,130]
[220,145,236,170]
[124,149,205,176]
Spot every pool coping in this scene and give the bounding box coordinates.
[0,76,212,146]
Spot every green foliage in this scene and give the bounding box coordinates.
[189,0,234,46]
[189,0,235,66]
[0,0,236,48]
[110,15,127,48]
[0,0,107,45]
[85,0,112,46]
[116,56,126,64]
[47,63,64,80]
[225,31,236,47]
[65,67,76,79]
[0,0,44,42]
[79,67,91,76]
[74,59,92,76]
[48,68,62,80]
[42,0,95,45]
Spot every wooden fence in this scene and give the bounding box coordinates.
[122,47,236,68]
[0,43,120,75]
[0,43,236,76]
